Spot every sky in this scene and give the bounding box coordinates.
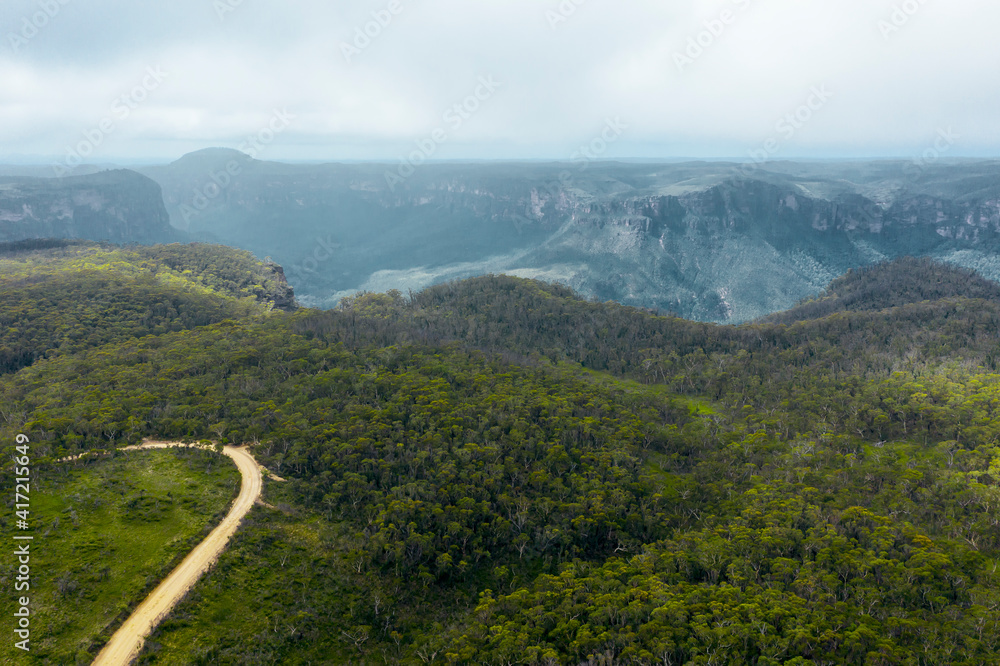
[0,0,998,165]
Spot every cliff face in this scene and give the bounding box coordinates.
[544,177,1000,243]
[0,170,181,245]
[492,173,1000,322]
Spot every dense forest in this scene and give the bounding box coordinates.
[4,242,1000,664]
[0,240,294,375]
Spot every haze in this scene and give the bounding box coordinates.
[1,0,998,163]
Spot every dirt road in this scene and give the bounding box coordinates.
[90,442,263,666]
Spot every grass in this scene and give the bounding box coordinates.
[136,479,359,665]
[0,447,239,665]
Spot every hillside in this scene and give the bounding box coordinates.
[4,255,1000,663]
[0,241,295,375]
[762,257,1000,324]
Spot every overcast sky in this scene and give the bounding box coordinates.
[1,0,997,164]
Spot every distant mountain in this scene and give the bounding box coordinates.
[141,152,1000,321]
[0,164,110,178]
[0,169,182,245]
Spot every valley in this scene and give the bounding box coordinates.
[139,153,1000,321]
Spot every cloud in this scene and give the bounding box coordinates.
[1,0,998,162]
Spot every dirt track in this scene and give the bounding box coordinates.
[90,442,263,666]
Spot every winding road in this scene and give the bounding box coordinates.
[89,442,264,666]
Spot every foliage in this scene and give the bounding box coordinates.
[0,242,291,375]
[3,252,1000,663]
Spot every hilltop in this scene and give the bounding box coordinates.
[0,241,294,375]
[762,257,1000,324]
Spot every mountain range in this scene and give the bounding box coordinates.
[3,151,1000,321]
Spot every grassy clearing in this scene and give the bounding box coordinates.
[136,478,358,665]
[0,448,239,665]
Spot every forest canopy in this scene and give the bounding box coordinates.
[4,245,1000,664]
